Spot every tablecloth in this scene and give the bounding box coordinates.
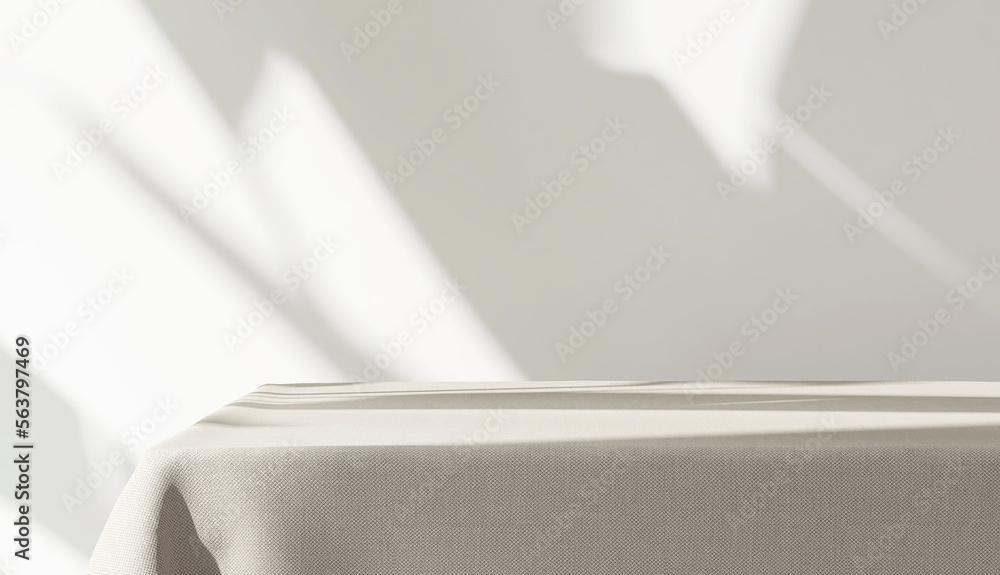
[87,381,1000,575]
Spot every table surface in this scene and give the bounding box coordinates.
[88,381,1000,575]
[160,380,1000,449]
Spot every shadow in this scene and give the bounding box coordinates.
[134,0,728,381]
[155,485,222,575]
[96,138,395,379]
[767,0,1000,379]
[128,0,1000,382]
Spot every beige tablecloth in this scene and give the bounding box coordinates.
[88,381,1000,574]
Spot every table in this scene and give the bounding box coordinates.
[87,381,1000,575]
